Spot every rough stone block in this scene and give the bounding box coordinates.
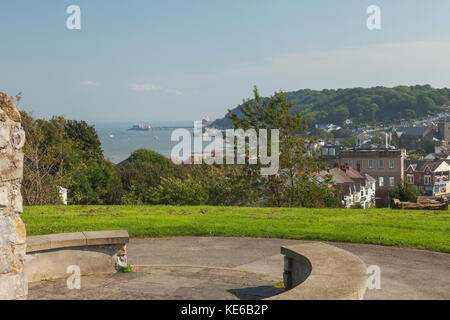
[0,152,23,182]
[0,273,27,300]
[0,127,10,149]
[0,217,26,246]
[12,127,25,149]
[0,186,9,207]
[0,256,11,274]
[11,187,23,213]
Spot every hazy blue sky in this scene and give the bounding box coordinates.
[1,0,450,123]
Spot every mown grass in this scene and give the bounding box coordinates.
[22,205,450,253]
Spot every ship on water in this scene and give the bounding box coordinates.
[128,124,152,131]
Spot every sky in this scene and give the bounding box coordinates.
[1,0,450,123]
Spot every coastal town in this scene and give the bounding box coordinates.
[307,112,450,208]
[1,0,449,305]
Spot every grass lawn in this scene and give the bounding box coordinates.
[22,205,450,253]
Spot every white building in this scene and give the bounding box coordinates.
[59,186,68,205]
[320,166,376,208]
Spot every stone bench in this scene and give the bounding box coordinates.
[269,242,368,300]
[25,230,129,282]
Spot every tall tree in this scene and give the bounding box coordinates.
[228,87,339,207]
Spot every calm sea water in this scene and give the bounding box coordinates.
[94,121,195,164]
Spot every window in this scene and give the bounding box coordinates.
[390,177,395,187]
[368,160,373,169]
[407,174,414,184]
[357,160,363,170]
[424,175,432,185]
[389,160,394,169]
[379,177,384,187]
[378,160,384,169]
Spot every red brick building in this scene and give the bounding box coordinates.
[404,160,450,195]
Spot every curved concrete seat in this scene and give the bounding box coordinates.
[25,230,129,282]
[269,242,367,300]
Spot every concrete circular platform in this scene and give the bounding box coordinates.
[28,266,283,300]
[28,237,450,300]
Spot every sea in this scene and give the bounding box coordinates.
[94,121,196,164]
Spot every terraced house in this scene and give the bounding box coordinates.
[338,148,405,207]
[321,165,376,208]
[404,160,450,196]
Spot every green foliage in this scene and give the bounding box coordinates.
[212,85,450,128]
[389,180,419,204]
[69,160,122,205]
[227,86,340,207]
[21,112,72,205]
[309,127,333,139]
[188,164,260,206]
[118,149,185,204]
[20,111,120,205]
[291,176,343,208]
[149,176,209,205]
[64,120,103,162]
[123,264,132,273]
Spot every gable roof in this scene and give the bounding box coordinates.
[404,160,444,172]
[321,168,355,184]
[396,126,430,136]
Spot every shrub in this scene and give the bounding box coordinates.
[389,179,418,205]
[149,176,209,205]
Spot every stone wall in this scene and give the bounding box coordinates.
[0,93,27,299]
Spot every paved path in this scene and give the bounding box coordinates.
[128,237,450,300]
[28,266,283,300]
[29,237,450,300]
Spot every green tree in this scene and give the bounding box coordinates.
[69,160,122,205]
[64,120,103,162]
[118,149,185,204]
[149,176,209,205]
[188,164,259,206]
[389,180,418,205]
[20,111,122,205]
[227,86,339,207]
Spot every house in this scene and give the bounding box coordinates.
[337,148,405,207]
[437,120,450,146]
[393,126,435,150]
[320,165,376,208]
[318,139,341,160]
[315,123,342,133]
[424,152,450,160]
[404,160,450,196]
